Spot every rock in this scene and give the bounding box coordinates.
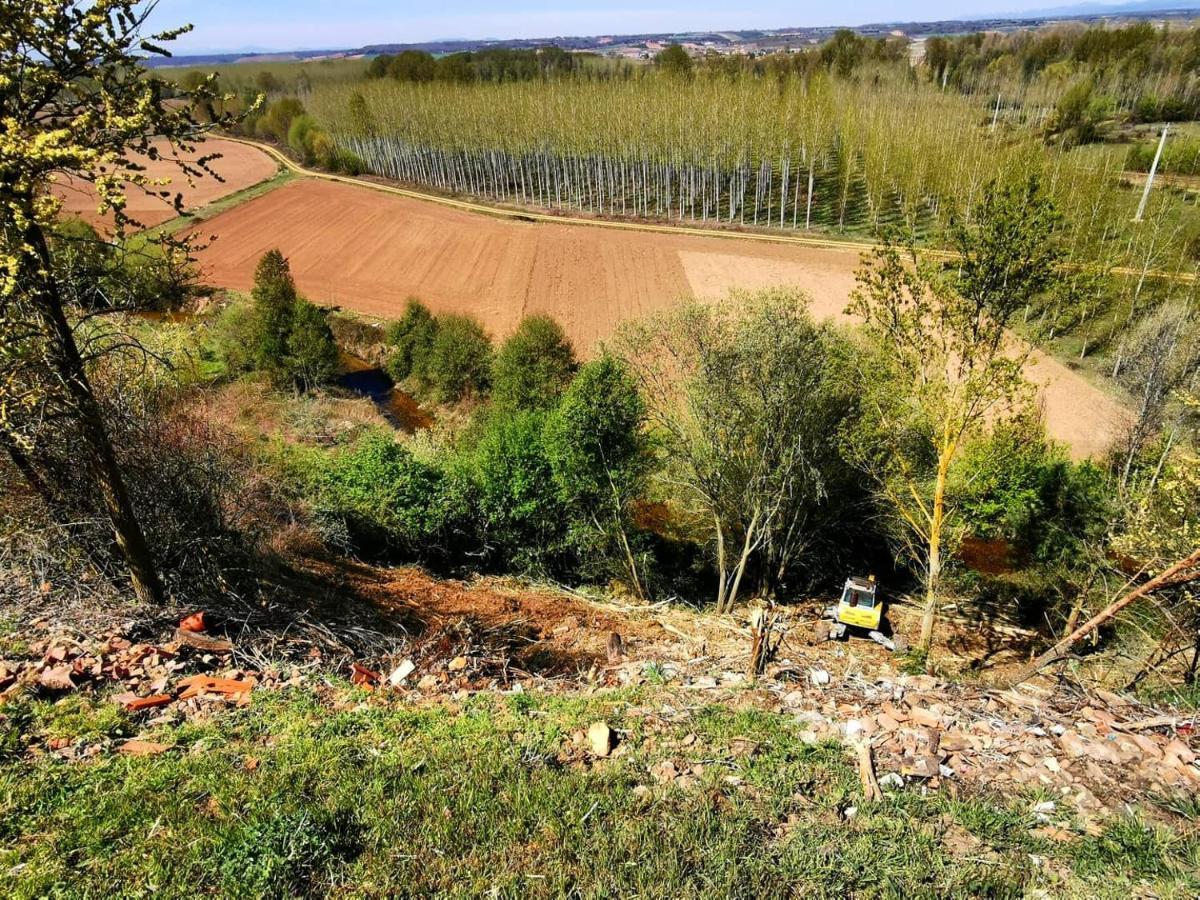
[651,759,678,784]
[416,674,439,691]
[1163,739,1196,768]
[939,731,970,752]
[118,739,172,756]
[900,753,941,779]
[588,721,615,757]
[809,668,830,687]
[876,713,902,732]
[879,772,904,789]
[910,706,943,729]
[1043,757,1061,773]
[1058,732,1090,758]
[447,656,469,672]
[37,665,75,692]
[124,694,173,712]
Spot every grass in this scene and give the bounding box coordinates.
[1,685,1196,898]
[147,168,295,238]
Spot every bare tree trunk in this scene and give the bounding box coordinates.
[714,514,727,612]
[26,226,163,604]
[1009,547,1200,687]
[725,506,761,614]
[919,452,951,654]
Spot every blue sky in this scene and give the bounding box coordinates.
[154,1,1119,53]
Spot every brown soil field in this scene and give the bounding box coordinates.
[54,138,278,230]
[193,177,1131,459]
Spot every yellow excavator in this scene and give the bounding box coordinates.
[813,575,906,652]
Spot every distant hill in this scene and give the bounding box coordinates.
[145,4,1200,68]
[998,1,1198,16]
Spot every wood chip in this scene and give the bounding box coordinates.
[174,628,233,653]
[119,739,172,756]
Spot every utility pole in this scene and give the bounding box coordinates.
[1134,124,1169,222]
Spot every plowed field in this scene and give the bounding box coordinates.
[54,138,278,230]
[193,177,1130,458]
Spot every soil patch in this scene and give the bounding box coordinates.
[192,177,1131,458]
[54,138,278,231]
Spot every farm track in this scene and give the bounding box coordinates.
[229,137,1195,284]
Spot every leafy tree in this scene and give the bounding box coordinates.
[656,44,693,78]
[544,355,649,595]
[847,177,1063,656]
[618,289,857,611]
[0,0,234,603]
[385,299,439,382]
[287,300,339,392]
[425,314,492,403]
[952,413,1112,566]
[491,315,577,411]
[257,97,305,143]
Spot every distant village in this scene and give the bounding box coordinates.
[147,8,1200,68]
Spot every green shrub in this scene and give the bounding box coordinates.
[287,299,339,392]
[544,355,651,586]
[218,251,340,391]
[385,298,439,382]
[257,97,305,143]
[299,431,467,557]
[250,249,297,378]
[545,355,646,510]
[952,414,1114,565]
[468,410,567,572]
[425,313,492,403]
[491,314,577,411]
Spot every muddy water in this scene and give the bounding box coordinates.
[337,351,432,433]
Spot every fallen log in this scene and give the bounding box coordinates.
[1008,547,1200,687]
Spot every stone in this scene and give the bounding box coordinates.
[588,721,615,757]
[910,706,943,729]
[900,753,941,779]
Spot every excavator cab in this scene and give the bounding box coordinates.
[814,575,906,652]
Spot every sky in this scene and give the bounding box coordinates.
[154,0,1135,53]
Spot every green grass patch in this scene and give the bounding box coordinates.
[0,687,1195,897]
[147,168,295,238]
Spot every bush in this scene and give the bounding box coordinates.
[545,355,646,507]
[385,299,439,383]
[257,97,305,143]
[287,300,339,392]
[296,431,466,558]
[244,250,339,391]
[544,355,651,587]
[425,314,492,403]
[491,315,577,411]
[468,410,567,572]
[952,414,1114,566]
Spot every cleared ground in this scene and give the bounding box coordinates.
[54,138,278,230]
[193,177,1130,458]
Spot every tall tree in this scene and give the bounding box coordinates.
[847,177,1063,656]
[0,1,233,603]
[618,289,856,612]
